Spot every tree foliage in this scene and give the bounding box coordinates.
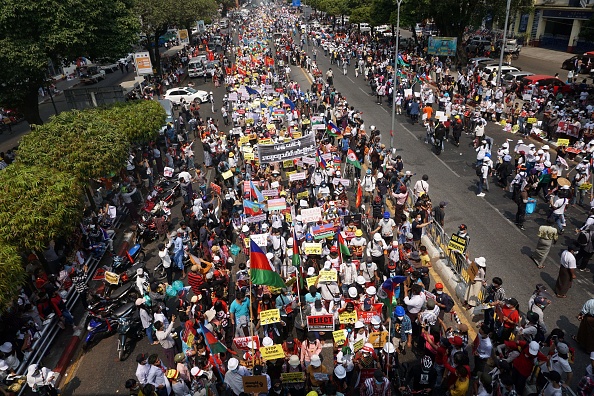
[0,244,27,314]
[103,100,167,143]
[135,0,218,75]
[0,165,84,252]
[0,0,139,125]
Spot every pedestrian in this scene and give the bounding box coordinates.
[433,201,447,227]
[135,353,150,386]
[575,219,594,271]
[530,225,558,269]
[476,157,491,197]
[575,298,594,352]
[147,354,170,396]
[136,298,158,346]
[155,314,177,369]
[158,243,173,285]
[514,183,530,230]
[554,243,578,298]
[362,369,391,396]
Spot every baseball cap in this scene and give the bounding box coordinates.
[556,342,569,354]
[528,341,540,355]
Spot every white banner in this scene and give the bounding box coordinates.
[134,52,154,75]
[300,207,322,223]
[289,172,307,181]
[250,233,269,247]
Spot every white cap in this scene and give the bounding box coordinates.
[356,275,366,285]
[371,315,381,325]
[529,341,540,355]
[310,355,322,367]
[307,267,315,276]
[323,261,331,270]
[383,342,396,354]
[242,225,249,232]
[366,286,377,295]
[295,215,303,222]
[0,360,8,371]
[373,233,382,241]
[228,357,239,370]
[544,160,551,167]
[348,287,358,298]
[287,237,294,246]
[334,365,347,379]
[377,172,383,178]
[191,367,203,376]
[137,268,144,276]
[542,145,550,150]
[354,320,365,329]
[475,257,486,267]
[262,337,274,347]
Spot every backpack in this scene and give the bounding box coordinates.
[577,230,591,247]
[476,166,483,177]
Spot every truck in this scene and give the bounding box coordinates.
[503,39,521,56]
[78,64,106,84]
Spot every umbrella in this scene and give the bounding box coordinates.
[557,177,571,187]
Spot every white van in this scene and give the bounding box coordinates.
[359,23,371,33]
[188,58,205,78]
[482,64,520,78]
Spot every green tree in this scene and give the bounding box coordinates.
[0,165,84,252]
[136,0,217,76]
[104,100,167,143]
[0,244,27,314]
[0,0,139,125]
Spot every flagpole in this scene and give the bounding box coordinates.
[386,310,392,376]
[248,243,256,369]
[291,206,304,320]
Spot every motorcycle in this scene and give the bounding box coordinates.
[136,222,159,244]
[82,314,118,351]
[89,260,145,300]
[115,304,143,361]
[111,243,146,274]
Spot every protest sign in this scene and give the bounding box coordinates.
[333,329,346,344]
[260,344,285,360]
[243,376,268,394]
[259,309,281,325]
[281,372,305,383]
[339,311,358,324]
[258,133,317,163]
[307,315,334,331]
[303,242,322,255]
[318,270,337,282]
[368,331,389,348]
[301,207,322,223]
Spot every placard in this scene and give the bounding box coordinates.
[281,372,305,383]
[333,329,347,344]
[447,234,467,253]
[250,233,269,247]
[307,315,335,331]
[296,191,309,199]
[258,133,317,163]
[134,51,154,75]
[333,178,351,187]
[289,172,307,181]
[313,373,329,381]
[262,189,279,197]
[210,182,221,195]
[301,207,322,223]
[353,338,364,352]
[260,344,285,360]
[259,308,281,325]
[306,277,318,289]
[245,213,267,223]
[467,261,479,280]
[358,311,377,324]
[283,159,295,169]
[244,152,255,160]
[233,336,260,350]
[240,136,250,145]
[243,376,269,394]
[104,271,120,285]
[267,198,286,211]
[222,170,234,180]
[318,270,337,282]
[303,242,322,255]
[302,156,316,165]
[527,117,537,124]
[556,138,570,147]
[368,331,389,348]
[339,311,358,324]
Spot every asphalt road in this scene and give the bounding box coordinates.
[293,36,592,385]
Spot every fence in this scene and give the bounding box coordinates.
[15,207,128,393]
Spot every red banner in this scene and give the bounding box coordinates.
[233,336,260,350]
[307,315,335,331]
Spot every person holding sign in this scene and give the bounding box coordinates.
[282,355,305,396]
[305,355,329,393]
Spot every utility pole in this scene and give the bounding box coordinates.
[390,0,402,150]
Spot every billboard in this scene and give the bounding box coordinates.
[427,37,457,57]
[134,52,153,75]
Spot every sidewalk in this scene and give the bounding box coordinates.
[38,77,81,105]
[519,45,572,64]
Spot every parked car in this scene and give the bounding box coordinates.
[522,75,573,94]
[163,87,209,104]
[359,23,371,33]
[503,39,521,54]
[482,64,521,78]
[502,71,534,89]
[188,59,206,78]
[561,52,594,74]
[98,62,119,73]
[78,64,106,84]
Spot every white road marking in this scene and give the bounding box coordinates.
[381,107,389,114]
[347,77,355,84]
[359,87,369,95]
[481,198,527,237]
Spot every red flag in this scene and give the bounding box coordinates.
[356,180,362,208]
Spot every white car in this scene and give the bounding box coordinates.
[163,87,209,104]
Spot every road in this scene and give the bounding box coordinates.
[33,24,591,395]
[294,31,592,385]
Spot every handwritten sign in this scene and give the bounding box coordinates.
[244,152,255,160]
[339,311,358,324]
[222,170,234,180]
[240,136,250,145]
[260,344,285,360]
[245,213,266,223]
[262,189,279,197]
[313,373,330,381]
[368,331,389,348]
[104,271,120,285]
[353,338,364,352]
[447,234,467,253]
[333,329,347,344]
[243,376,268,394]
[302,156,316,165]
[332,178,351,187]
[319,270,337,282]
[301,207,322,223]
[283,159,295,169]
[233,336,260,350]
[307,315,335,331]
[289,172,307,181]
[259,309,281,325]
[250,233,269,247]
[303,242,322,255]
[281,372,305,383]
[527,117,537,124]
[306,277,318,289]
[556,138,570,147]
[296,191,309,199]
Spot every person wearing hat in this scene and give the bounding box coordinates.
[166,368,190,396]
[350,229,367,259]
[539,342,573,387]
[390,306,413,354]
[463,257,486,309]
[554,243,578,298]
[548,187,569,234]
[372,211,397,246]
[476,156,492,197]
[0,342,18,371]
[282,355,305,396]
[432,283,454,320]
[305,354,329,392]
[224,357,250,396]
[301,332,323,368]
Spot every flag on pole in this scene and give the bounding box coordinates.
[291,228,304,289]
[346,149,361,169]
[250,180,265,203]
[355,180,362,208]
[327,121,342,138]
[243,200,265,216]
[250,240,286,288]
[284,97,296,110]
[199,322,233,355]
[246,86,260,96]
[380,276,408,313]
[337,232,351,257]
[316,149,327,170]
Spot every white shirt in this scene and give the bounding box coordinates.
[340,262,358,285]
[159,250,172,268]
[476,334,493,359]
[136,363,151,385]
[413,180,429,197]
[551,197,568,215]
[560,250,576,269]
[378,218,396,236]
[404,293,426,314]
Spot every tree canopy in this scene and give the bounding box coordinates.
[0,0,139,125]
[16,101,165,181]
[0,164,84,252]
[0,244,28,313]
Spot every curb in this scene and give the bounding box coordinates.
[422,234,478,339]
[53,312,88,377]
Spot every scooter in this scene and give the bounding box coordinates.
[115,303,143,361]
[111,243,146,274]
[82,314,118,351]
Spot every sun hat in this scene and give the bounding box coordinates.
[334,365,347,379]
[288,355,300,367]
[310,355,321,367]
[228,358,239,370]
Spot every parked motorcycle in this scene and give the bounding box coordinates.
[111,243,146,274]
[115,303,143,361]
[136,222,159,244]
[82,314,118,351]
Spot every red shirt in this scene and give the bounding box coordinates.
[512,348,548,377]
[499,306,520,329]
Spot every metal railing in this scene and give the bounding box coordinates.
[14,206,129,391]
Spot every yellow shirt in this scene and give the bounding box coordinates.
[450,376,469,396]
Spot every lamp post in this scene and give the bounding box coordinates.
[496,0,512,87]
[390,0,402,150]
